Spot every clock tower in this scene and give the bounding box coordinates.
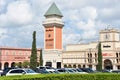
[42,3,64,68]
[99,28,120,50]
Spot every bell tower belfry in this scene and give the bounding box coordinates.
[42,3,64,68]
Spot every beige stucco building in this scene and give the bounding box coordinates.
[62,28,120,70]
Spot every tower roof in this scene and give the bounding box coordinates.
[44,3,63,17]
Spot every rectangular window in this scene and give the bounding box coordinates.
[6,52,8,55]
[13,52,15,55]
[0,51,1,55]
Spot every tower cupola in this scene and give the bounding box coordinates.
[43,3,64,27]
[44,3,63,17]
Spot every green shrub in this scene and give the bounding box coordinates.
[0,73,120,80]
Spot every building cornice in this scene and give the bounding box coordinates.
[0,47,42,51]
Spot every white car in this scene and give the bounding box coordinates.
[0,70,3,76]
[1,68,38,76]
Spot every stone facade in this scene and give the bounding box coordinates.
[62,28,120,70]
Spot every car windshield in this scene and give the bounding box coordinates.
[76,69,83,72]
[53,71,59,73]
[42,70,50,73]
[39,67,45,69]
[68,69,74,72]
[46,67,54,69]
[57,69,65,72]
[87,68,94,72]
[24,69,36,73]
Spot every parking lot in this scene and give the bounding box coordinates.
[0,66,120,76]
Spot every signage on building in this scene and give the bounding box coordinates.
[46,29,53,31]
[102,53,113,56]
[45,39,53,41]
[14,57,25,59]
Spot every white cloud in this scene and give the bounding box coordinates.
[80,7,97,20]
[0,0,120,48]
[0,28,7,45]
[0,0,33,27]
[0,0,6,7]
[29,0,51,16]
[81,29,97,39]
[63,34,81,46]
[57,0,88,10]
[77,19,95,30]
[99,7,120,21]
[0,28,7,37]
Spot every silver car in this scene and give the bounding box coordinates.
[1,68,38,76]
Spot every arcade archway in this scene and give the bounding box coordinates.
[4,62,9,69]
[104,59,113,70]
[11,62,15,67]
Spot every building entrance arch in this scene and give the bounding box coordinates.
[4,62,9,69]
[11,62,15,67]
[104,59,113,70]
[57,62,61,68]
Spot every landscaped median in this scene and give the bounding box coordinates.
[0,73,120,80]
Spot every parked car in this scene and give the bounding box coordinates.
[101,69,112,73]
[79,68,95,73]
[111,70,120,73]
[38,66,55,70]
[72,68,88,74]
[0,70,3,73]
[1,68,38,76]
[48,70,60,74]
[0,70,3,76]
[56,68,68,74]
[1,67,18,76]
[35,67,59,74]
[56,68,75,74]
[34,68,50,74]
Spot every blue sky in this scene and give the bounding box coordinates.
[0,0,120,49]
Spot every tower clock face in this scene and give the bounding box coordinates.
[104,33,110,41]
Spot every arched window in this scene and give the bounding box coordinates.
[116,53,118,57]
[88,53,90,63]
[88,53,89,57]
[116,53,119,63]
[90,53,92,57]
[64,64,67,68]
[95,53,97,57]
[95,53,97,63]
[68,64,72,68]
[11,62,15,68]
[117,65,120,69]
[4,62,9,69]
[73,64,76,68]
[18,62,22,68]
[78,65,81,68]
[89,65,92,68]
[83,65,86,68]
